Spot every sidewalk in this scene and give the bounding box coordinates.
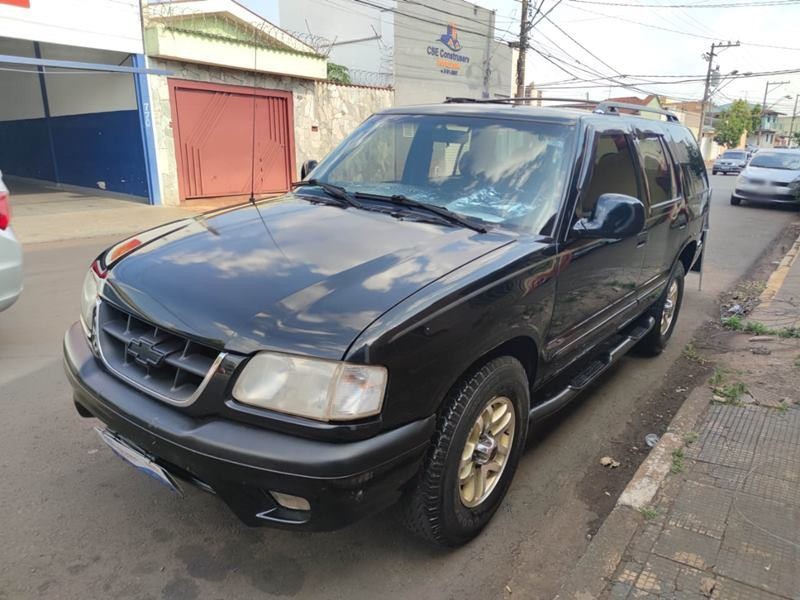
[560,236,800,600]
[7,179,198,245]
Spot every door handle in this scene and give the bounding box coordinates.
[636,232,648,248]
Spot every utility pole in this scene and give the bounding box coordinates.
[758,80,790,146]
[698,41,739,155]
[790,94,799,148]
[515,0,530,99]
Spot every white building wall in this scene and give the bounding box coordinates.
[38,44,138,117]
[0,37,43,120]
[0,0,143,54]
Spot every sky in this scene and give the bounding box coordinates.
[473,0,800,114]
[239,0,800,115]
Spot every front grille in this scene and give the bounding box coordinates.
[96,301,223,405]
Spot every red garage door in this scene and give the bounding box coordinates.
[168,80,295,202]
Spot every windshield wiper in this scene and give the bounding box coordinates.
[292,179,363,209]
[353,192,488,234]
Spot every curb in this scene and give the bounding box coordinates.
[555,385,710,600]
[759,230,800,308]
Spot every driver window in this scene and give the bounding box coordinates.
[579,133,640,219]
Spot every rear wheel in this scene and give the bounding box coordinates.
[402,356,529,546]
[730,195,741,206]
[712,170,718,175]
[637,262,685,356]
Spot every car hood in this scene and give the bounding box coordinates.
[743,165,800,183]
[715,157,746,164]
[105,194,514,359]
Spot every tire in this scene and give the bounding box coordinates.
[730,195,741,206]
[712,170,717,175]
[637,262,685,356]
[402,356,530,547]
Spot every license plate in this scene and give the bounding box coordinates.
[95,427,182,495]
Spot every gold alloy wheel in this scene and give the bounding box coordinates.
[458,396,516,508]
[661,279,679,336]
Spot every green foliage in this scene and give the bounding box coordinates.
[744,321,771,335]
[714,100,754,148]
[722,315,744,331]
[683,431,699,444]
[709,367,727,387]
[640,506,659,520]
[682,343,702,362]
[327,62,351,84]
[750,104,763,134]
[714,382,749,404]
[792,131,800,146]
[671,448,686,474]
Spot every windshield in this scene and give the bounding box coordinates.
[308,113,576,235]
[721,152,746,160]
[749,152,800,170]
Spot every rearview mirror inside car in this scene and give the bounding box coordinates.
[573,193,645,240]
[301,159,318,180]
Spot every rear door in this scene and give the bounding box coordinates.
[634,128,684,298]
[546,126,647,361]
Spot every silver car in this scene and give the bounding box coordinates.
[712,149,748,175]
[731,149,800,207]
[0,171,23,312]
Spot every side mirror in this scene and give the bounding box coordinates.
[300,159,318,180]
[574,193,645,240]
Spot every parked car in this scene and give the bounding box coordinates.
[712,149,749,175]
[64,101,708,546]
[731,149,800,207]
[0,171,23,312]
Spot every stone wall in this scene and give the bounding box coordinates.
[146,58,393,205]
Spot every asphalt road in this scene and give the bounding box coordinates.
[1,175,796,600]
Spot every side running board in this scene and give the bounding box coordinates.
[529,316,656,422]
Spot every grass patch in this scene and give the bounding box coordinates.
[722,315,744,331]
[671,448,686,474]
[794,355,800,368]
[683,431,699,444]
[640,506,659,520]
[777,326,800,338]
[713,382,749,405]
[709,367,728,387]
[778,402,789,413]
[682,343,703,363]
[744,321,771,335]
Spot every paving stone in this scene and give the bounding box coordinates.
[652,526,720,570]
[630,521,666,563]
[632,555,706,597]
[716,510,800,598]
[615,561,645,587]
[608,581,633,599]
[710,576,788,600]
[708,464,800,507]
[666,482,732,539]
[687,407,763,470]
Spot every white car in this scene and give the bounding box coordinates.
[0,171,23,312]
[731,149,800,207]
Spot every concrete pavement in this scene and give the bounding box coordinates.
[562,229,800,600]
[6,178,197,245]
[0,175,798,600]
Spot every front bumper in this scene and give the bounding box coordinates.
[713,164,743,173]
[64,322,435,530]
[732,187,800,204]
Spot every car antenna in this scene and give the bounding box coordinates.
[247,20,265,206]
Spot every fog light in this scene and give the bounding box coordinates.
[271,491,310,511]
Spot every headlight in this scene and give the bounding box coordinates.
[790,177,800,189]
[737,174,749,184]
[232,352,387,421]
[80,262,104,337]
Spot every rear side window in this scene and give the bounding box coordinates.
[579,133,641,218]
[638,137,676,204]
[667,127,707,197]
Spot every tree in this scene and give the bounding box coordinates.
[327,63,351,84]
[749,104,763,135]
[792,131,800,147]
[713,99,753,148]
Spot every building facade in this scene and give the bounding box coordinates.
[269,0,514,104]
[0,0,394,206]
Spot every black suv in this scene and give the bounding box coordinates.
[64,100,709,546]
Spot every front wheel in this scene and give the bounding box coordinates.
[730,195,741,206]
[637,262,685,356]
[402,356,529,546]
[712,170,718,175]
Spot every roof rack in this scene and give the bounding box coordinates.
[444,96,597,105]
[594,101,680,123]
[443,96,681,123]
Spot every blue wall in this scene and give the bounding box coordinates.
[0,109,148,198]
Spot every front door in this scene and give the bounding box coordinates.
[546,128,647,363]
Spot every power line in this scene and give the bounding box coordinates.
[540,13,622,75]
[569,4,800,50]
[568,0,800,6]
